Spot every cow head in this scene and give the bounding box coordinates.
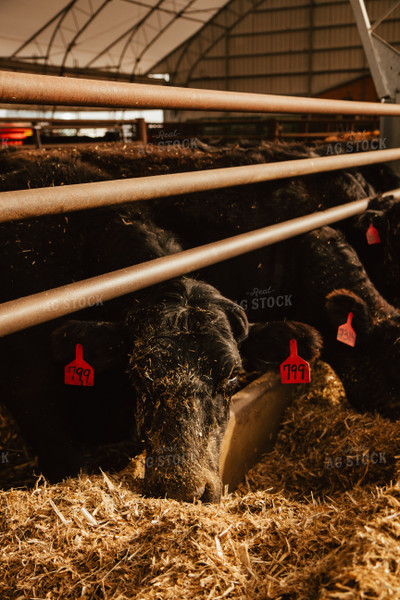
[125,278,247,502]
[324,289,400,418]
[354,196,400,304]
[52,277,247,502]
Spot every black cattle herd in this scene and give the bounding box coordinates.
[0,141,399,502]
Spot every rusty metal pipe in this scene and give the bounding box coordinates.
[1,148,400,222]
[3,190,400,338]
[2,70,400,116]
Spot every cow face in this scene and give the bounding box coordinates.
[53,278,248,502]
[381,201,400,305]
[355,197,400,305]
[324,289,400,418]
[125,278,248,502]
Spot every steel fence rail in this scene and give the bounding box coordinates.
[2,189,400,338]
[0,117,138,126]
[2,70,400,116]
[1,148,400,222]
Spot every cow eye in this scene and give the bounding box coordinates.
[224,368,240,392]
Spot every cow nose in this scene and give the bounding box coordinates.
[193,483,206,500]
[198,482,220,503]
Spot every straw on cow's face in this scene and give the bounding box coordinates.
[126,278,247,502]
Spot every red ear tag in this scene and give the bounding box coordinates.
[280,339,311,384]
[366,223,381,245]
[337,312,356,347]
[64,344,94,386]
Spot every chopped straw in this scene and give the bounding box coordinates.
[1,361,400,599]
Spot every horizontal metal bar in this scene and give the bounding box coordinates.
[186,116,378,124]
[1,148,400,223]
[228,18,400,39]
[198,44,366,62]
[189,68,370,83]
[2,189,400,338]
[0,119,136,127]
[0,116,379,125]
[2,70,400,115]
[252,0,347,14]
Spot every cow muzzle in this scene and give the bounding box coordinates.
[143,448,222,502]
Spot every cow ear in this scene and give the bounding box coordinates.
[240,320,323,371]
[368,194,398,212]
[51,320,128,372]
[325,289,373,339]
[222,299,249,343]
[353,209,386,242]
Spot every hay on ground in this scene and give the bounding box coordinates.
[1,361,400,599]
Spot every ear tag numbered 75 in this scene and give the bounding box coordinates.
[64,344,94,386]
[280,339,311,384]
[337,312,356,347]
[366,223,381,245]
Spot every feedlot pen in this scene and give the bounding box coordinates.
[1,71,400,598]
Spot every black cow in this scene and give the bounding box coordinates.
[295,226,400,417]
[308,142,400,306]
[351,193,400,306]
[195,225,400,419]
[129,147,398,418]
[0,198,321,501]
[1,142,398,494]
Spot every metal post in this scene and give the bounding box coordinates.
[137,117,147,145]
[349,0,394,100]
[307,0,315,96]
[120,124,127,143]
[32,124,42,149]
[349,0,400,157]
[381,93,400,174]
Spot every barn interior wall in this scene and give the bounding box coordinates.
[156,0,400,122]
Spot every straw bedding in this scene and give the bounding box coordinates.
[1,361,400,599]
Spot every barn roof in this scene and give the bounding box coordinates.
[1,0,400,108]
[0,0,230,82]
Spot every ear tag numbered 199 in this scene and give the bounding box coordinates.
[280,339,311,384]
[337,312,356,347]
[366,223,381,245]
[64,344,94,386]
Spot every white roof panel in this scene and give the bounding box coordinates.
[0,0,230,77]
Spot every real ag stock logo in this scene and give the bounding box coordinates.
[236,286,293,312]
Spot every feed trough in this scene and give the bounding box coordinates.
[220,371,299,491]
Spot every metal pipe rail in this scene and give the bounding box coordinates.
[2,190,400,338]
[1,148,400,223]
[0,118,138,127]
[2,70,400,116]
